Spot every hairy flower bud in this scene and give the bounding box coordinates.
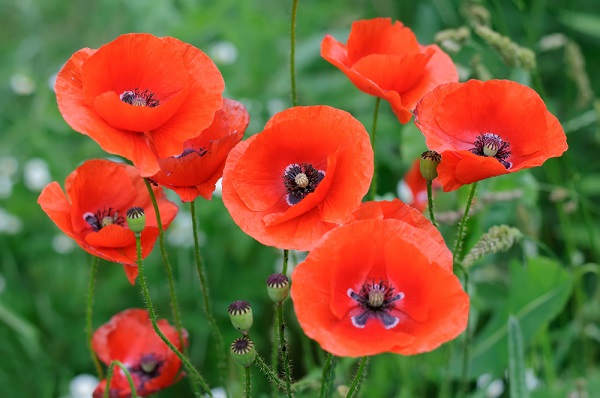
[231,337,256,368]
[266,273,290,304]
[228,300,253,334]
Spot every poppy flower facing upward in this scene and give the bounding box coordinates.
[222,106,373,250]
[92,309,187,398]
[55,33,224,176]
[291,217,468,357]
[414,79,568,191]
[38,159,178,284]
[321,17,458,124]
[150,99,250,202]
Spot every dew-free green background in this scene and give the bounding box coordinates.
[1,0,599,397]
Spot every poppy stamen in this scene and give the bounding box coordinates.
[131,354,163,383]
[83,208,126,232]
[347,280,404,329]
[120,88,160,108]
[282,163,325,205]
[471,133,512,169]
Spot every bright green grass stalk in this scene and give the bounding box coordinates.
[103,360,137,398]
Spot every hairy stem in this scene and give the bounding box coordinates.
[86,256,103,379]
[103,360,137,398]
[346,356,369,398]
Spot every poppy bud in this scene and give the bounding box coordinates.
[420,151,441,182]
[126,207,146,235]
[231,336,256,368]
[228,300,253,334]
[266,273,289,304]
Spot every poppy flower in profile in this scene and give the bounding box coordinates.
[149,99,249,202]
[38,159,178,284]
[92,309,187,398]
[396,159,441,212]
[415,79,568,191]
[222,105,373,250]
[321,17,458,124]
[55,33,224,177]
[290,217,468,357]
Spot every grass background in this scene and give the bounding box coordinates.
[0,0,599,396]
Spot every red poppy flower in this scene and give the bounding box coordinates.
[414,79,568,191]
[397,159,441,212]
[222,105,373,250]
[321,17,458,124]
[92,309,187,398]
[149,99,249,202]
[38,159,178,284]
[290,218,468,357]
[55,33,224,177]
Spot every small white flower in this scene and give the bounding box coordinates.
[486,379,505,398]
[24,158,51,192]
[10,73,35,95]
[69,374,99,398]
[209,41,238,65]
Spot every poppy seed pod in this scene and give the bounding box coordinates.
[419,151,441,182]
[126,207,146,235]
[267,273,290,304]
[231,337,256,368]
[228,300,253,333]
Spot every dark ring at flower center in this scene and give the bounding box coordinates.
[347,280,404,329]
[83,208,126,232]
[282,163,325,205]
[470,133,512,169]
[120,88,160,108]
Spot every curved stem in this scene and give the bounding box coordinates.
[255,354,288,390]
[290,0,299,106]
[346,356,369,398]
[452,182,478,264]
[86,256,103,379]
[190,200,227,384]
[103,360,137,398]
[142,179,185,350]
[277,303,294,397]
[244,367,252,398]
[368,97,381,201]
[319,353,335,398]
[426,181,437,228]
[134,232,212,396]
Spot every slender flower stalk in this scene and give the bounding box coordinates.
[346,356,369,398]
[453,182,479,264]
[103,360,137,398]
[133,229,212,395]
[86,256,103,379]
[190,200,227,384]
[368,97,381,201]
[255,354,288,390]
[277,303,294,397]
[245,367,252,398]
[290,0,299,107]
[143,179,185,350]
[319,353,335,398]
[426,181,437,228]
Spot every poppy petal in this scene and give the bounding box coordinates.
[438,150,510,191]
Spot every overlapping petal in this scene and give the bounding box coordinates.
[56,33,224,176]
[222,106,373,250]
[38,159,178,284]
[321,18,458,124]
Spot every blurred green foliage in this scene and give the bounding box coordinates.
[0,0,599,397]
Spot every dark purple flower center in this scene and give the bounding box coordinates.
[83,208,125,232]
[282,163,325,205]
[347,280,404,329]
[120,88,160,108]
[471,133,512,169]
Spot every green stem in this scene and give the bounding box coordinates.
[255,354,288,390]
[458,292,471,398]
[290,0,298,106]
[453,182,478,264]
[103,360,137,398]
[368,97,381,201]
[271,310,279,393]
[133,232,212,396]
[86,256,103,379]
[282,249,289,276]
[346,356,369,398]
[277,303,294,397]
[142,179,185,350]
[245,367,251,398]
[319,353,335,398]
[426,181,437,228]
[190,200,227,385]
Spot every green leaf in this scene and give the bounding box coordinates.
[508,316,529,398]
[559,10,600,38]
[458,257,573,378]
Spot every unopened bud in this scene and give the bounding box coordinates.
[231,337,256,368]
[228,300,253,334]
